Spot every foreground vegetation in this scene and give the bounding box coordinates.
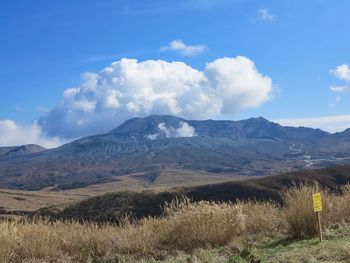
[1,185,350,262]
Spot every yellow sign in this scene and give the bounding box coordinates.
[312,193,322,212]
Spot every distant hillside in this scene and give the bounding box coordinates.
[0,144,46,157]
[37,165,350,222]
[1,115,350,190]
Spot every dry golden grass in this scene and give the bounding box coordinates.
[0,200,279,262]
[282,184,350,237]
[161,198,246,250]
[0,185,350,262]
[0,219,114,262]
[283,185,322,237]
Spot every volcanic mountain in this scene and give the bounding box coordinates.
[0,115,350,190]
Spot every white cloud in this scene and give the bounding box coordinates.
[0,120,67,148]
[330,64,350,81]
[329,64,350,93]
[329,86,348,93]
[160,40,207,56]
[38,56,273,138]
[146,122,197,140]
[205,57,272,114]
[275,114,350,133]
[257,8,276,22]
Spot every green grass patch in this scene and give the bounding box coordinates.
[250,226,350,263]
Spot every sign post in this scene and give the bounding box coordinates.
[312,192,323,242]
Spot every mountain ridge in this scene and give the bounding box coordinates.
[0,115,349,190]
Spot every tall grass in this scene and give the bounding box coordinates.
[283,184,350,237]
[0,185,349,262]
[283,185,321,237]
[162,198,246,250]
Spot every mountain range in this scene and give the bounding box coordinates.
[1,115,350,190]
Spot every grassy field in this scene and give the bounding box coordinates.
[252,227,350,263]
[0,185,350,262]
[142,226,350,262]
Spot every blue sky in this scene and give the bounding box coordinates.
[1,0,350,146]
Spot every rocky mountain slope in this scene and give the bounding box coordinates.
[0,115,349,190]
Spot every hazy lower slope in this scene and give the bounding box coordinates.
[0,115,350,190]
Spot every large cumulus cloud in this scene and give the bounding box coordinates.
[39,56,273,138]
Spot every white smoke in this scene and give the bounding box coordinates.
[146,122,197,140]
